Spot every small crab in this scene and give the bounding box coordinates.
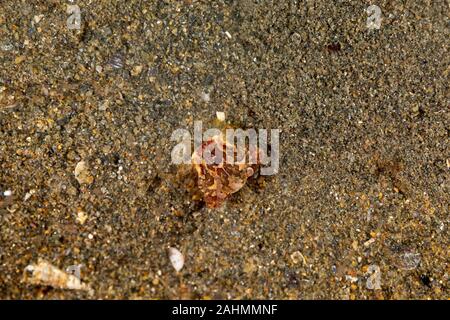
[191,135,260,208]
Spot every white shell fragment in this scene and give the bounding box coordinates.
[33,14,44,24]
[24,189,36,201]
[200,91,210,103]
[168,247,184,272]
[216,111,225,122]
[76,210,88,225]
[74,161,94,185]
[23,258,90,291]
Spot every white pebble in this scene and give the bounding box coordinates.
[201,91,210,103]
[168,247,184,272]
[364,238,376,247]
[345,275,358,283]
[24,189,36,201]
[33,14,44,24]
[216,111,225,122]
[3,190,12,197]
[77,211,88,225]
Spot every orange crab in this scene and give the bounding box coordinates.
[191,135,260,208]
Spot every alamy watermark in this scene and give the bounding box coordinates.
[63,4,380,33]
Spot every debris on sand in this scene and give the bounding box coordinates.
[395,252,421,271]
[74,161,94,185]
[23,259,90,291]
[200,91,210,103]
[290,251,307,265]
[168,247,184,272]
[216,111,225,122]
[76,209,88,225]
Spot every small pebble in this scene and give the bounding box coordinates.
[33,14,44,24]
[398,252,421,271]
[131,65,143,76]
[216,111,225,122]
[363,238,376,247]
[15,55,26,64]
[76,210,88,225]
[345,275,358,283]
[0,43,14,51]
[24,189,36,201]
[168,247,184,272]
[74,161,94,185]
[109,54,124,69]
[201,91,210,103]
[290,251,306,265]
